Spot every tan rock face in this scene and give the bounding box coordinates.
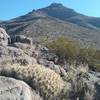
[0,27,9,46]
[0,76,42,100]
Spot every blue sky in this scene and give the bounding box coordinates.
[0,0,100,20]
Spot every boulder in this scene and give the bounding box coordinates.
[0,76,42,100]
[39,51,58,64]
[0,27,10,46]
[11,35,33,45]
[0,46,37,66]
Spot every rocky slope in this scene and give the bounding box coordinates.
[0,27,100,100]
[0,3,100,48]
[39,3,100,29]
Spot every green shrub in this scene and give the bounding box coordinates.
[78,47,96,64]
[46,37,100,72]
[90,63,100,72]
[47,37,80,64]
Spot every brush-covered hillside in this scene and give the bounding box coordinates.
[0,3,100,48]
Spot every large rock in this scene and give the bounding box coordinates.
[39,46,58,64]
[11,35,33,45]
[0,46,37,66]
[0,27,10,46]
[0,76,42,100]
[12,43,37,57]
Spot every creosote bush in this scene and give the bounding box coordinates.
[47,37,80,64]
[46,37,100,71]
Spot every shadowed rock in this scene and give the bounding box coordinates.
[11,35,33,45]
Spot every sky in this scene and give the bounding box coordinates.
[0,0,100,20]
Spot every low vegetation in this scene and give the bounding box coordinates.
[46,37,100,72]
[0,63,68,100]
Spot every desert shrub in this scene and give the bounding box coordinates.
[47,37,97,64]
[47,37,80,64]
[0,63,67,100]
[78,47,96,64]
[95,50,100,59]
[84,49,100,72]
[91,63,100,72]
[71,76,95,100]
[47,37,100,71]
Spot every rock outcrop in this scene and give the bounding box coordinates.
[0,27,10,46]
[0,46,37,66]
[0,76,42,100]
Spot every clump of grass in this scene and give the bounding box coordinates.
[0,63,66,99]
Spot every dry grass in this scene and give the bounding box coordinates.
[0,63,66,99]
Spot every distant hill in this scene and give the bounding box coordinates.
[1,3,100,48]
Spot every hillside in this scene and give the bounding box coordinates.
[0,27,100,100]
[0,3,100,48]
[40,3,100,29]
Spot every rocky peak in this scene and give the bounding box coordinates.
[38,3,78,20]
[40,3,73,11]
[48,3,65,8]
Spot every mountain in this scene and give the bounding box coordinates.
[0,6,100,99]
[1,3,100,48]
[39,3,100,29]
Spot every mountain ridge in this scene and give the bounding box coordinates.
[0,3,100,48]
